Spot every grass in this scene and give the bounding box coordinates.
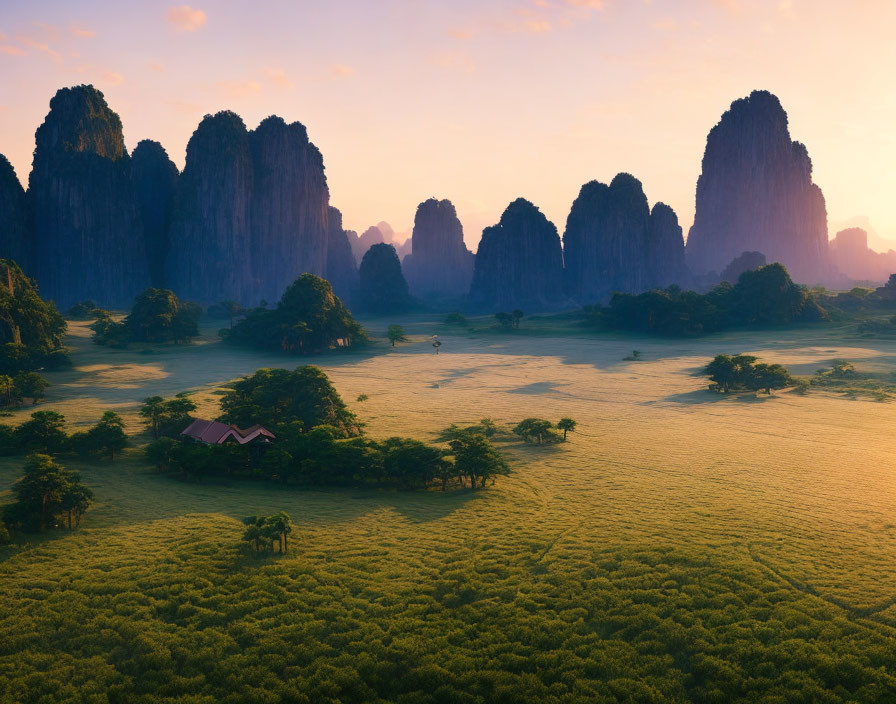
[1,318,896,701]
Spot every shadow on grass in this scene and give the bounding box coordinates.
[649,389,778,405]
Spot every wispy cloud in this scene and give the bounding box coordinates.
[265,67,295,90]
[331,64,355,78]
[0,45,26,56]
[102,71,124,86]
[215,79,262,99]
[16,33,62,61]
[167,5,207,32]
[70,25,96,38]
[431,51,476,73]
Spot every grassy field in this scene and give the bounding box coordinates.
[1,318,895,702]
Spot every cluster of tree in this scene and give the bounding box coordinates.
[705,354,794,394]
[0,260,70,375]
[0,410,127,459]
[358,243,415,315]
[512,417,577,444]
[64,300,104,320]
[2,454,93,532]
[0,372,49,407]
[139,394,197,439]
[590,264,826,336]
[242,512,292,554]
[224,274,366,354]
[444,312,468,326]
[495,310,524,329]
[91,288,201,347]
[147,422,509,490]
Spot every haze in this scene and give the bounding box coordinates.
[1,0,894,248]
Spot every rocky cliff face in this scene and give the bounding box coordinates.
[166,111,254,304]
[325,206,358,302]
[352,226,385,264]
[131,140,178,287]
[249,116,330,303]
[686,90,830,283]
[0,154,31,273]
[403,198,474,298]
[29,85,150,307]
[470,198,564,311]
[829,228,896,283]
[646,203,688,289]
[167,112,331,305]
[563,174,685,301]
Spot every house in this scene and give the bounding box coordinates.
[181,419,275,445]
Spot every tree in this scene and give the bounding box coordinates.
[219,366,359,437]
[126,288,200,343]
[495,312,513,329]
[59,476,93,528]
[266,511,293,553]
[139,394,197,439]
[513,418,558,445]
[557,418,577,440]
[381,437,447,489]
[219,300,243,329]
[0,374,20,407]
[242,513,293,554]
[16,411,67,454]
[14,372,49,405]
[387,324,409,347]
[83,411,128,460]
[706,354,793,394]
[227,274,366,353]
[511,310,524,329]
[448,431,509,489]
[10,454,91,531]
[750,363,793,394]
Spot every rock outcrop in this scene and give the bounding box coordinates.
[325,206,358,302]
[352,225,385,264]
[829,228,896,283]
[686,90,829,283]
[249,116,330,303]
[470,198,564,311]
[28,85,150,307]
[358,243,413,314]
[563,174,686,301]
[167,112,331,305]
[646,203,688,289]
[131,140,178,287]
[720,251,767,283]
[402,198,474,299]
[0,154,31,272]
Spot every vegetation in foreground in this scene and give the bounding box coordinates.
[91,287,201,347]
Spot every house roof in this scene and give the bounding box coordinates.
[181,419,275,445]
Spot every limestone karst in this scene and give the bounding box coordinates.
[352,225,385,265]
[358,242,413,314]
[402,198,474,299]
[646,203,688,290]
[0,154,31,273]
[325,206,359,303]
[28,85,150,307]
[470,198,564,310]
[131,140,178,288]
[720,251,767,283]
[829,228,896,283]
[685,90,829,283]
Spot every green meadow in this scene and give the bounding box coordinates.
[1,318,896,703]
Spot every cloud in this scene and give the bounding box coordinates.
[0,45,26,56]
[167,5,207,32]
[102,71,124,86]
[431,51,476,73]
[265,67,295,90]
[71,25,96,38]
[331,64,355,78]
[148,61,166,72]
[564,0,605,7]
[16,34,61,61]
[215,79,262,99]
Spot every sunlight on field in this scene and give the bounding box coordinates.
[1,318,895,700]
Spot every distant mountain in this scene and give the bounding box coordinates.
[0,154,31,273]
[403,198,474,299]
[686,90,829,284]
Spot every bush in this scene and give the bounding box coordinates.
[706,354,793,394]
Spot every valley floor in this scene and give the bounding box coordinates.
[1,318,895,702]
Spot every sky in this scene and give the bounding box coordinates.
[1,0,895,251]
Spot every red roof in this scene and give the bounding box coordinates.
[181,419,275,445]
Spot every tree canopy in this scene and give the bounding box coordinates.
[4,454,93,532]
[92,288,201,346]
[706,354,794,394]
[358,244,414,315]
[226,274,365,353]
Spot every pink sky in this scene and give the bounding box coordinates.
[1,0,894,250]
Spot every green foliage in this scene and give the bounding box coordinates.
[139,394,197,439]
[14,371,49,405]
[447,428,509,488]
[595,264,827,336]
[0,520,9,545]
[219,366,360,437]
[6,453,93,531]
[706,354,794,394]
[808,360,896,400]
[92,288,201,347]
[70,411,128,460]
[15,410,68,454]
[227,274,365,353]
[513,417,561,445]
[557,417,577,440]
[65,300,102,319]
[386,324,409,347]
[0,260,68,374]
[443,311,468,326]
[242,512,293,554]
[356,394,369,402]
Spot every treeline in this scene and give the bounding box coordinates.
[588,263,825,336]
[0,410,127,459]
